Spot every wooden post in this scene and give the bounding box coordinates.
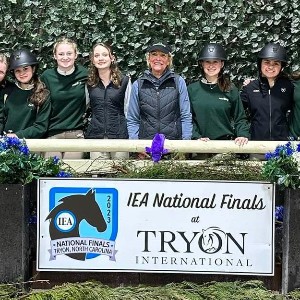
[282,188,300,293]
[0,184,31,283]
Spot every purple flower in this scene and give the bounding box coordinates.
[6,136,22,147]
[145,133,169,163]
[275,205,284,222]
[0,136,29,154]
[52,156,60,164]
[29,214,37,224]
[19,145,30,155]
[56,171,72,178]
[285,142,293,156]
[265,152,273,160]
[273,142,294,158]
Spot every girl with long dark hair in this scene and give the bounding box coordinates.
[85,42,131,160]
[0,49,50,138]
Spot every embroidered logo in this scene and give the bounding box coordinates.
[281,88,286,93]
[72,81,83,87]
[253,89,260,92]
[208,46,215,53]
[219,97,229,101]
[152,42,167,47]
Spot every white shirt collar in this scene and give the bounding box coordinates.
[15,81,34,90]
[57,66,75,76]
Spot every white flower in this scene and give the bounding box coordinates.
[292,152,300,172]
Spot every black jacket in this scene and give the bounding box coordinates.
[0,79,14,96]
[241,76,293,140]
[85,76,129,139]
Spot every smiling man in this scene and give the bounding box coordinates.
[127,41,192,152]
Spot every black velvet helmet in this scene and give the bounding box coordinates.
[258,43,287,63]
[9,49,38,71]
[198,43,227,61]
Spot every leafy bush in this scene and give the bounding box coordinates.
[1,0,300,84]
[262,142,300,189]
[0,136,72,184]
[14,280,287,299]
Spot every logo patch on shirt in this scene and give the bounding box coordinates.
[218,97,229,101]
[253,89,260,92]
[72,81,84,87]
[281,88,286,93]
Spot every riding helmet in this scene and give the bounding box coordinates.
[258,43,287,63]
[198,43,227,61]
[9,49,39,71]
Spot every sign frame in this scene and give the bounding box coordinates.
[37,178,275,276]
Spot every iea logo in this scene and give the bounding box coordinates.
[46,188,118,261]
[54,210,76,232]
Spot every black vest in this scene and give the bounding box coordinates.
[138,72,181,140]
[85,76,129,139]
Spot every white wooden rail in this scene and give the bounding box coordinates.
[25,139,288,173]
[26,139,287,154]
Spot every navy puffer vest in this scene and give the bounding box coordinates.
[138,72,181,140]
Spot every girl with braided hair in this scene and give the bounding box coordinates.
[85,42,131,160]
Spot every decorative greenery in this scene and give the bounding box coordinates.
[262,142,300,189]
[9,280,289,299]
[113,153,264,182]
[1,1,300,84]
[0,136,73,184]
[0,283,19,299]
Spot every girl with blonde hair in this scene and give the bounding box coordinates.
[41,37,88,158]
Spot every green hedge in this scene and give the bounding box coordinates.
[1,0,299,84]
[4,280,292,299]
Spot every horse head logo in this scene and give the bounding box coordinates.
[46,189,107,260]
[199,226,226,254]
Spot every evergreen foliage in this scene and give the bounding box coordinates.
[113,154,264,182]
[1,0,299,84]
[8,280,289,299]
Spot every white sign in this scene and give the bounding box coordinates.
[37,178,275,275]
